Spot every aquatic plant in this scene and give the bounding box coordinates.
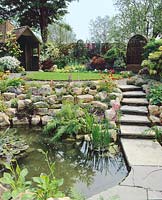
[0,128,29,165]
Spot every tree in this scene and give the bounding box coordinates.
[0,0,78,43]
[114,0,162,39]
[89,16,111,43]
[48,21,76,44]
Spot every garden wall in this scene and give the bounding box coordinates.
[0,81,123,127]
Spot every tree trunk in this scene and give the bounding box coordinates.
[39,4,48,44]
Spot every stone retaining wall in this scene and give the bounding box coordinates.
[0,81,123,127]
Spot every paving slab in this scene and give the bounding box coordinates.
[87,185,147,200]
[121,138,162,166]
[118,85,141,92]
[121,166,162,191]
[121,105,148,115]
[122,98,149,106]
[123,91,146,98]
[148,190,162,200]
[120,114,151,125]
[120,125,154,138]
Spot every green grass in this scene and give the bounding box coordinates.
[26,72,122,81]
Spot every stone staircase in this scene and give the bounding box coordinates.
[118,84,162,200]
[87,84,162,200]
[119,84,152,138]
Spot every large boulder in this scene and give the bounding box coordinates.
[17,100,25,110]
[2,92,16,101]
[77,94,94,103]
[160,106,162,114]
[34,101,49,108]
[39,85,52,96]
[72,87,83,95]
[0,112,10,126]
[95,91,108,101]
[142,84,149,94]
[62,95,74,104]
[28,87,40,95]
[110,92,123,102]
[91,101,108,110]
[17,94,26,100]
[45,95,57,105]
[5,108,16,118]
[149,115,161,124]
[105,109,116,121]
[55,87,66,95]
[135,77,147,86]
[89,89,97,96]
[41,115,53,125]
[31,115,41,125]
[148,105,160,116]
[31,95,45,102]
[48,109,61,116]
[160,112,162,122]
[12,117,29,125]
[7,86,23,95]
[50,104,62,109]
[36,108,49,116]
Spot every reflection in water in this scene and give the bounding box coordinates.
[1,127,128,197]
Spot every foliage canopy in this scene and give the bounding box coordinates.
[0,0,78,43]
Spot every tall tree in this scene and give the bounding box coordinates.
[48,21,76,44]
[89,16,111,43]
[114,0,162,38]
[0,0,78,43]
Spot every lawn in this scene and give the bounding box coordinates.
[26,72,122,81]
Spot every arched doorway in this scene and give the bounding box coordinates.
[126,34,147,72]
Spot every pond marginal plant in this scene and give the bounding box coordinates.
[0,150,64,200]
[91,122,111,150]
[0,161,34,200]
[43,104,116,152]
[43,104,85,141]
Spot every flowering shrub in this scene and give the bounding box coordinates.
[142,45,162,77]
[0,33,22,58]
[0,56,20,72]
[143,39,162,59]
[89,55,106,70]
[98,73,116,93]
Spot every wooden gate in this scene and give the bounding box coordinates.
[126,35,147,72]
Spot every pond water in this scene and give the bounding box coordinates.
[0,127,128,198]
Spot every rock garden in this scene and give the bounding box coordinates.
[0,4,161,199]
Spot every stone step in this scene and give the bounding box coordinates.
[123,91,146,98]
[120,125,154,138]
[120,114,151,125]
[122,98,149,106]
[118,85,142,92]
[121,138,162,166]
[121,105,148,115]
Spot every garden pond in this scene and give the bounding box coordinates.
[0,126,128,198]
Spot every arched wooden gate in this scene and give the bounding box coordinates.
[126,34,147,72]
